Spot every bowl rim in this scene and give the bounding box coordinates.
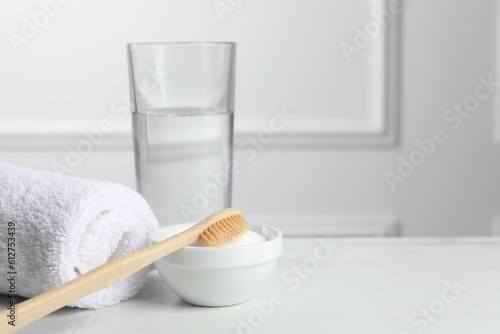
[149,223,282,251]
[151,223,283,268]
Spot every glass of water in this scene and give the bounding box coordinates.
[127,42,236,226]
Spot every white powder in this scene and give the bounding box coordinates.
[191,230,267,247]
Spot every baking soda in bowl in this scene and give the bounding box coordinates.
[191,230,267,247]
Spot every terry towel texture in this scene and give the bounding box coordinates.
[0,163,159,309]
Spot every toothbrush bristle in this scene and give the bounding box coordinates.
[199,214,250,247]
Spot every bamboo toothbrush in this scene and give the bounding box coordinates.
[0,208,249,333]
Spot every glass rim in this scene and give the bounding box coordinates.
[127,41,236,48]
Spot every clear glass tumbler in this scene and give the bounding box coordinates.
[127,42,236,226]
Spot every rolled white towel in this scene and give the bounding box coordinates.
[0,163,159,309]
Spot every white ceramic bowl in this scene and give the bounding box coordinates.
[149,223,282,307]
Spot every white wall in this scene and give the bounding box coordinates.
[0,0,499,236]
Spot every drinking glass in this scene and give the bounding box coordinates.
[127,42,236,226]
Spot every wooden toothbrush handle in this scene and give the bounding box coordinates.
[0,228,200,333]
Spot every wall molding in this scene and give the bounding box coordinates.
[251,0,402,148]
[246,214,401,237]
[0,126,398,151]
[0,127,133,151]
[0,129,399,151]
[0,2,401,151]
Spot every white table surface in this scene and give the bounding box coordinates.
[4,238,500,334]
